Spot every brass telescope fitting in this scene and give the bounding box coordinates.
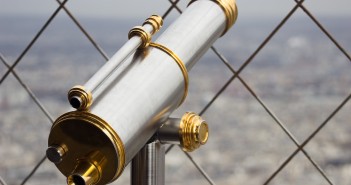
[67,85,93,111]
[67,151,106,185]
[47,111,125,185]
[180,112,209,152]
[67,160,100,185]
[189,0,238,35]
[47,0,238,183]
[128,15,163,49]
[46,144,67,164]
[143,15,163,35]
[128,26,151,48]
[157,112,209,152]
[48,15,166,185]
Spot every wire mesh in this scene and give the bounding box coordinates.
[0,0,350,184]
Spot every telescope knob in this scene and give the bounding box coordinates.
[46,144,67,164]
[157,112,209,152]
[179,112,209,152]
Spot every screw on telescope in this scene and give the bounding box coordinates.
[46,145,67,164]
[156,112,209,152]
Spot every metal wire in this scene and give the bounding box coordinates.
[199,0,305,116]
[166,0,343,184]
[0,53,55,123]
[0,0,69,86]
[20,156,47,185]
[181,147,216,185]
[55,0,110,61]
[0,1,68,184]
[0,175,7,185]
[164,0,335,184]
[212,46,334,184]
[1,0,350,184]
[264,92,351,184]
[294,0,351,62]
[261,0,351,182]
[162,0,180,19]
[165,144,175,154]
[0,55,52,184]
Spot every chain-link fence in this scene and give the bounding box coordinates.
[0,0,350,184]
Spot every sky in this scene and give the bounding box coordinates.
[0,0,351,20]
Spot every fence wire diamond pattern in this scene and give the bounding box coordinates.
[0,0,350,184]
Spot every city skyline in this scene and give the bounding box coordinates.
[0,1,350,184]
[1,0,351,20]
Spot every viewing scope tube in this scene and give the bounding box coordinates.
[46,0,238,184]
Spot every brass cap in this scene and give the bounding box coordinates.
[179,112,209,152]
[189,0,238,36]
[67,85,93,111]
[128,26,152,48]
[46,144,67,164]
[143,15,163,35]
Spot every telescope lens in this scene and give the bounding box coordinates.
[69,96,82,109]
[69,175,85,185]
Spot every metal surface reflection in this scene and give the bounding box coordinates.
[47,0,237,184]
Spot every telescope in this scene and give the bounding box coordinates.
[46,0,238,184]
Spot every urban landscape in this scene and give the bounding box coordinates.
[0,14,351,185]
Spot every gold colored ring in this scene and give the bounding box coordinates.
[51,111,126,183]
[143,15,163,35]
[189,0,238,36]
[67,85,93,111]
[179,112,209,152]
[149,42,189,106]
[85,113,126,181]
[128,26,151,48]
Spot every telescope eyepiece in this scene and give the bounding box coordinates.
[68,174,86,185]
[67,160,100,185]
[67,85,93,111]
[69,96,82,109]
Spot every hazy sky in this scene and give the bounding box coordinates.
[1,0,351,20]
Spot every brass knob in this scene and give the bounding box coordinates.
[179,112,209,152]
[46,145,67,164]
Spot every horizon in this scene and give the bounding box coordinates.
[1,1,351,185]
[1,0,351,21]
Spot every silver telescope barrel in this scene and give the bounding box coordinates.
[67,16,163,111]
[84,15,163,94]
[47,0,238,185]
